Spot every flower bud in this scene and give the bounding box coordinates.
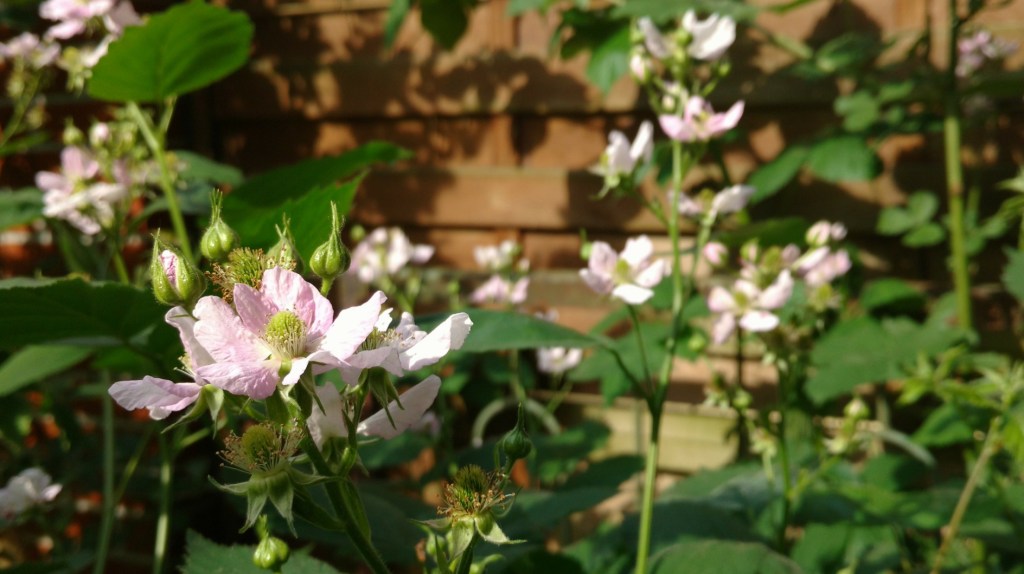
[806,220,832,247]
[150,240,206,309]
[201,191,239,262]
[253,536,290,571]
[740,240,759,263]
[703,242,728,267]
[268,217,299,271]
[500,403,533,462]
[62,121,84,146]
[310,202,350,282]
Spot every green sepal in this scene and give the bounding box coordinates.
[208,476,267,532]
[475,513,520,546]
[448,518,475,559]
[366,368,402,427]
[266,471,296,535]
[339,478,372,539]
[163,385,224,437]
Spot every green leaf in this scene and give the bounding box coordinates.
[586,25,630,94]
[859,279,925,314]
[905,191,939,223]
[383,0,410,47]
[89,3,254,102]
[912,403,975,447]
[360,432,431,470]
[805,136,880,183]
[174,151,244,188]
[652,540,802,574]
[181,530,343,574]
[902,222,945,247]
[531,420,611,484]
[222,142,410,259]
[420,0,469,50]
[611,0,760,22]
[0,278,165,349]
[0,188,44,230]
[1002,248,1024,303]
[876,206,916,235]
[717,217,809,248]
[748,146,809,203]
[0,345,93,396]
[834,91,879,132]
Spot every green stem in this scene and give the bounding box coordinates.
[454,534,479,574]
[775,362,795,552]
[627,305,655,395]
[153,433,174,574]
[943,0,972,330]
[635,411,661,574]
[111,246,131,284]
[929,417,1001,574]
[299,434,391,574]
[126,101,194,261]
[93,385,116,574]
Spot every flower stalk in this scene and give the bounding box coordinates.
[943,0,972,330]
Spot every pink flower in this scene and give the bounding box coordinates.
[659,96,744,142]
[703,242,728,267]
[580,236,668,305]
[806,220,847,246]
[676,184,755,220]
[707,271,793,344]
[802,250,852,287]
[40,0,115,39]
[474,240,521,273]
[0,33,59,68]
[470,275,529,305]
[308,376,442,447]
[598,121,654,184]
[193,267,386,399]
[37,146,126,235]
[348,227,434,285]
[681,10,736,60]
[0,468,61,519]
[109,307,214,419]
[637,17,671,60]
[339,309,472,385]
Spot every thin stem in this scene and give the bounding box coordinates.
[627,305,654,395]
[299,434,391,574]
[126,101,194,261]
[153,432,174,574]
[943,0,972,330]
[930,417,1001,574]
[111,246,131,284]
[634,412,661,574]
[92,385,116,574]
[774,362,794,552]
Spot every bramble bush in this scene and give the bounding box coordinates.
[2,1,1024,573]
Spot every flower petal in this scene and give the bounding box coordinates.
[108,376,202,420]
[196,361,279,400]
[308,384,346,448]
[319,291,387,362]
[612,283,654,305]
[261,267,335,339]
[233,283,276,336]
[739,310,780,333]
[401,312,473,371]
[164,306,215,370]
[358,376,441,440]
[194,296,268,364]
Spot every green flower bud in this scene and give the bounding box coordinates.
[62,121,84,146]
[150,239,206,310]
[499,403,532,463]
[253,536,290,571]
[310,202,350,282]
[268,216,300,271]
[200,190,239,262]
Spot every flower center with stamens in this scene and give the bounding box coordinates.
[359,327,401,352]
[264,310,307,358]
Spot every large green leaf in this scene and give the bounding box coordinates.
[0,188,44,230]
[859,279,925,314]
[586,24,630,94]
[0,345,93,396]
[420,0,469,50]
[418,309,599,353]
[222,142,410,259]
[805,136,880,183]
[89,3,254,102]
[0,279,165,349]
[181,530,344,574]
[748,146,809,204]
[651,540,802,573]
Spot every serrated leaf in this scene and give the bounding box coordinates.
[181,530,343,574]
[0,188,44,230]
[0,345,93,396]
[748,146,809,204]
[806,136,881,183]
[651,541,802,573]
[0,278,164,349]
[89,3,253,102]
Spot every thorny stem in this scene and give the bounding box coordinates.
[943,0,972,330]
[93,377,116,574]
[126,100,194,262]
[299,432,391,574]
[930,417,1002,574]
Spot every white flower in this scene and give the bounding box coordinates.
[0,468,61,519]
[597,121,654,185]
[0,33,59,68]
[802,250,852,287]
[707,271,793,344]
[580,236,668,305]
[347,227,434,285]
[682,10,736,60]
[470,275,529,306]
[308,376,442,447]
[339,309,472,385]
[537,347,583,374]
[806,220,847,246]
[703,242,728,267]
[676,184,755,221]
[474,240,520,273]
[637,17,671,60]
[37,146,127,235]
[659,96,744,142]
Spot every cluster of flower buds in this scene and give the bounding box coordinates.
[36,146,131,236]
[469,239,530,306]
[704,220,852,345]
[0,468,61,520]
[580,235,667,305]
[38,0,142,89]
[957,29,1018,78]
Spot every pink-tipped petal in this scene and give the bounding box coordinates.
[401,313,473,371]
[108,376,202,420]
[320,291,387,361]
[194,296,268,364]
[588,241,618,276]
[358,376,441,440]
[196,361,279,400]
[714,101,745,134]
